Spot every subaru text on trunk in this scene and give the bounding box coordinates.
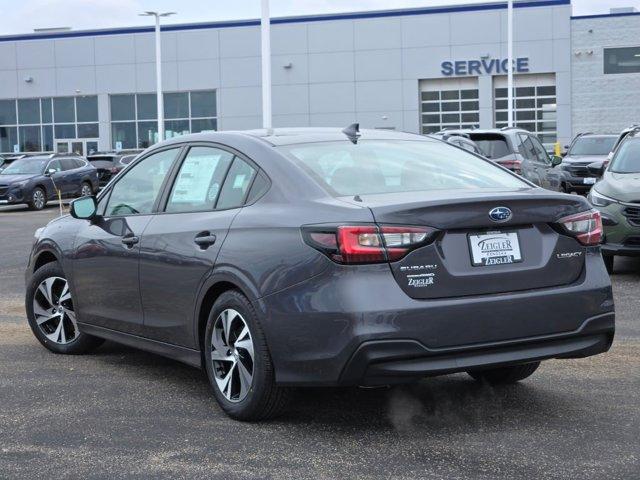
[25,128,615,420]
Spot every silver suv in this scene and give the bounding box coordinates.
[441,128,563,190]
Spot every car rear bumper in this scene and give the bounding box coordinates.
[258,249,614,386]
[341,313,613,386]
[601,242,640,256]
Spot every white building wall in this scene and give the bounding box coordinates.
[571,14,640,136]
[0,0,572,151]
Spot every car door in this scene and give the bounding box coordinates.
[138,144,261,347]
[70,146,182,335]
[516,134,541,185]
[45,159,65,198]
[59,158,81,196]
[529,135,561,191]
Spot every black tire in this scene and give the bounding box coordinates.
[79,181,93,197]
[26,262,104,354]
[467,362,540,385]
[603,254,614,274]
[28,187,47,210]
[204,290,290,421]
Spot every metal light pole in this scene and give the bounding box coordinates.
[140,11,176,142]
[260,0,272,129]
[507,0,514,127]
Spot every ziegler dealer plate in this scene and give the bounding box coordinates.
[468,231,523,267]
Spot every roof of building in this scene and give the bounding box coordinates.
[0,0,569,42]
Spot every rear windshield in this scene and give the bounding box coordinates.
[280,140,527,196]
[610,139,640,173]
[88,156,116,164]
[569,137,616,156]
[467,134,511,159]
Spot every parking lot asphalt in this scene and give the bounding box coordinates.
[0,203,638,479]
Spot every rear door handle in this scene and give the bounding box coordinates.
[121,235,139,246]
[194,232,216,249]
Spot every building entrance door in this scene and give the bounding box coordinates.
[55,138,99,156]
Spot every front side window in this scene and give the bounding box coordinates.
[610,139,640,173]
[104,148,179,216]
[165,147,234,213]
[281,139,526,196]
[529,135,551,164]
[0,158,48,175]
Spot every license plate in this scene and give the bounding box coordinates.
[468,231,523,266]
[583,178,596,185]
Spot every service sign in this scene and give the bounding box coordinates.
[441,57,530,76]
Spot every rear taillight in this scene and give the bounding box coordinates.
[498,158,522,174]
[303,225,436,264]
[557,209,602,246]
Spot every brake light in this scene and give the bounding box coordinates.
[558,209,602,246]
[304,225,436,264]
[498,158,522,174]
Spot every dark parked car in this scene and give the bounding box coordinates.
[25,128,614,420]
[87,150,143,187]
[0,154,98,210]
[449,128,563,190]
[558,134,617,193]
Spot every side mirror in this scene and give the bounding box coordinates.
[587,162,605,176]
[70,195,98,220]
[551,155,563,166]
[44,168,56,176]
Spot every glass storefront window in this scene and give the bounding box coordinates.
[53,97,75,123]
[0,126,17,152]
[112,122,137,149]
[190,91,216,118]
[137,94,157,120]
[19,126,41,151]
[54,124,76,139]
[76,96,98,122]
[42,125,53,151]
[0,100,16,125]
[110,94,135,121]
[165,119,189,138]
[41,98,53,123]
[137,121,158,148]
[18,99,40,124]
[164,92,189,119]
[110,90,217,149]
[191,118,217,133]
[77,123,99,138]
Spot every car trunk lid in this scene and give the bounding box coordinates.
[341,188,590,300]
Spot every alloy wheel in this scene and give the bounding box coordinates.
[81,184,92,197]
[211,308,255,403]
[32,276,79,344]
[33,190,45,209]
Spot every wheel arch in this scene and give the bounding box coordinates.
[194,270,261,362]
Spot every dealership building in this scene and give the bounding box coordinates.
[0,0,639,155]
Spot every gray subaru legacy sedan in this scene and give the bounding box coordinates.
[25,127,614,420]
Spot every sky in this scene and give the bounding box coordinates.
[0,0,638,35]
